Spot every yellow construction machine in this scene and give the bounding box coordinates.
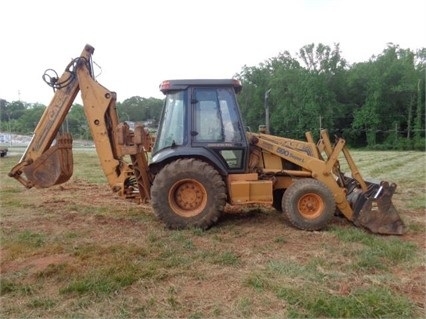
[9,44,405,235]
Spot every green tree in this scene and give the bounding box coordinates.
[236,64,272,132]
[414,49,426,150]
[237,43,348,140]
[117,96,163,127]
[13,104,45,134]
[351,44,420,148]
[66,104,91,139]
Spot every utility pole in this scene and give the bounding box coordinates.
[264,89,271,134]
[6,111,12,146]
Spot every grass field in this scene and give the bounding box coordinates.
[1,148,425,318]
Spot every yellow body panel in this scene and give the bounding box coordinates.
[229,181,250,204]
[249,180,273,203]
[262,151,283,170]
[228,174,273,205]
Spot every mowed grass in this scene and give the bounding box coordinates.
[0,148,425,318]
[339,150,426,212]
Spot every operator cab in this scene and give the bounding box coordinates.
[151,79,248,173]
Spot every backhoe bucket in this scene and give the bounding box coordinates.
[352,181,405,235]
[22,134,74,188]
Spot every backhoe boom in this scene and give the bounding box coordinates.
[8,44,152,202]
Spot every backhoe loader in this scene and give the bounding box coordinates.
[8,44,405,235]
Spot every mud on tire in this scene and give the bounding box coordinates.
[282,178,335,231]
[151,158,227,229]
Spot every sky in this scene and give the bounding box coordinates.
[1,0,425,105]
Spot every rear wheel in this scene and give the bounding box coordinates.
[151,158,226,229]
[282,178,335,231]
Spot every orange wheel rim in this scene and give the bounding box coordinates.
[169,179,207,217]
[297,193,324,219]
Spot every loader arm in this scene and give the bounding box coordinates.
[9,44,151,202]
[247,131,405,235]
[247,131,355,220]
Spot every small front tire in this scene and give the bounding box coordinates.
[282,178,335,231]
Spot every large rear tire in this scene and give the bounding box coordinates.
[282,178,335,231]
[151,159,226,229]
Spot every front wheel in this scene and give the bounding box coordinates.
[282,178,335,231]
[151,159,226,229]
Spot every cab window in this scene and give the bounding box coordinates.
[193,88,243,143]
[153,91,185,152]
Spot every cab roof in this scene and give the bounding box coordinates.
[159,79,242,94]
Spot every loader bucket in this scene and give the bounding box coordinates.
[22,134,73,188]
[352,181,406,235]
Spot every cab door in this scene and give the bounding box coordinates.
[191,87,248,172]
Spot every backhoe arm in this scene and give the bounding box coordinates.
[8,46,92,188]
[9,44,152,202]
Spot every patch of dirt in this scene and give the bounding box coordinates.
[1,254,75,275]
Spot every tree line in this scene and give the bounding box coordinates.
[236,43,425,150]
[0,97,163,141]
[1,43,425,150]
